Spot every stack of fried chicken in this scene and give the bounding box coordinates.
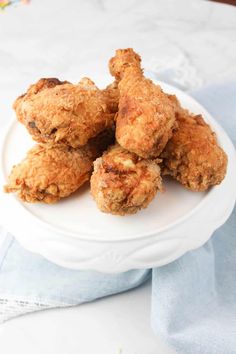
[4,49,228,215]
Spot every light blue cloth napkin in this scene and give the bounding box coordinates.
[152,81,236,354]
[0,82,235,354]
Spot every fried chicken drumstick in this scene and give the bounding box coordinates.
[4,47,228,216]
[109,48,177,158]
[161,106,228,192]
[91,144,162,215]
[14,77,118,148]
[4,129,114,203]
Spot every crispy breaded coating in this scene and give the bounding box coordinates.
[4,129,115,203]
[161,108,228,191]
[91,144,162,215]
[13,77,118,148]
[104,80,120,114]
[109,48,177,158]
[109,49,142,81]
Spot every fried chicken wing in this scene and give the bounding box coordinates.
[109,48,177,158]
[91,144,162,215]
[4,129,115,203]
[161,108,228,191]
[13,77,118,148]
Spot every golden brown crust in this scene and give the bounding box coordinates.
[109,49,177,158]
[104,81,119,114]
[14,78,117,148]
[18,78,69,97]
[4,129,115,203]
[161,108,228,191]
[109,48,142,81]
[4,144,91,203]
[90,144,162,215]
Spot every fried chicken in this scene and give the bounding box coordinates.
[109,48,177,158]
[5,48,228,217]
[161,107,228,191]
[4,129,115,203]
[13,77,118,148]
[91,144,162,215]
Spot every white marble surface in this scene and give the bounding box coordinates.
[0,0,236,130]
[0,282,176,354]
[0,0,236,353]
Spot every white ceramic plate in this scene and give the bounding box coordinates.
[1,82,236,272]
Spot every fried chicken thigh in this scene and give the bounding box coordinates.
[161,108,228,191]
[4,129,115,203]
[91,144,162,215]
[14,77,118,148]
[109,48,176,158]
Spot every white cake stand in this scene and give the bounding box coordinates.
[1,82,235,273]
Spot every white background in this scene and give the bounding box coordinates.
[0,0,236,353]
